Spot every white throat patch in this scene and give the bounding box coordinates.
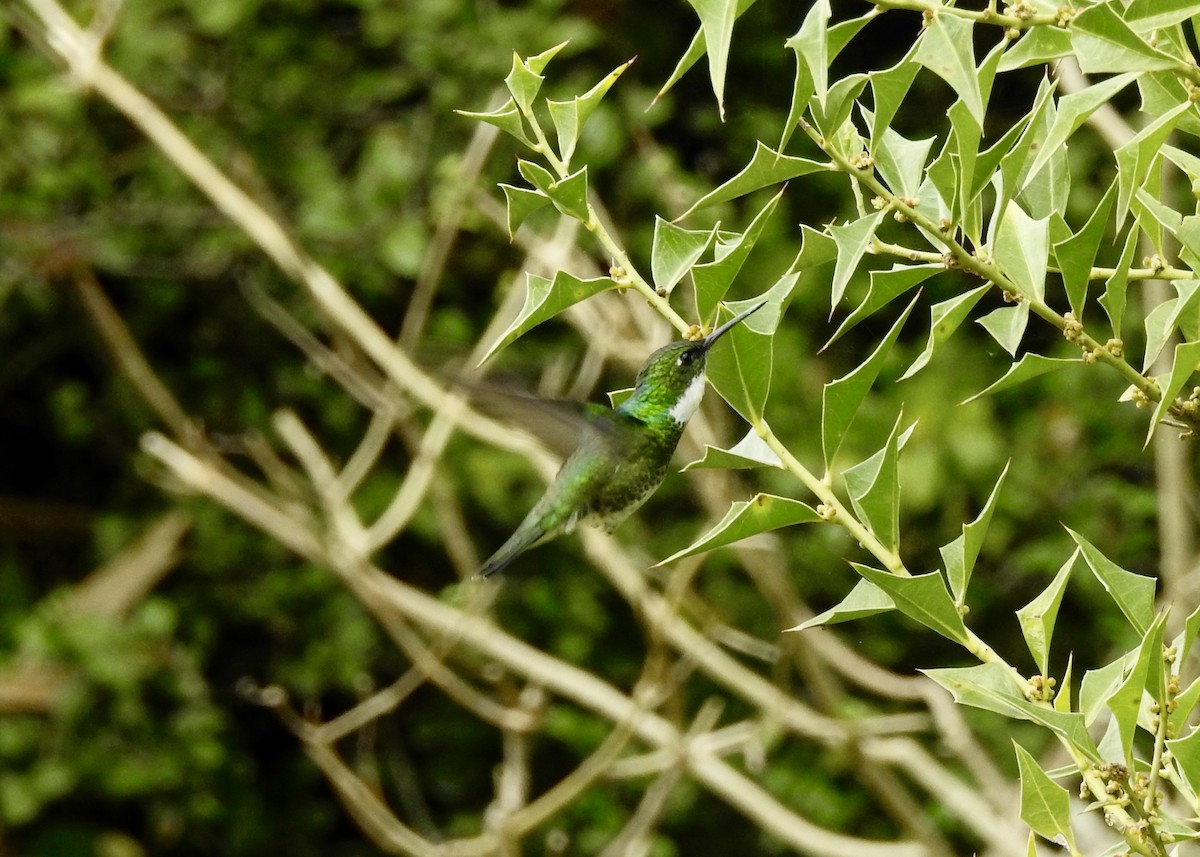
[668,373,706,425]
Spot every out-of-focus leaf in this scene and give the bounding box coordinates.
[901,285,989,380]
[822,295,918,469]
[547,60,632,165]
[658,494,821,564]
[693,188,783,321]
[1016,550,1077,676]
[651,218,716,297]
[482,272,617,362]
[788,578,894,631]
[976,302,1030,358]
[1068,528,1156,634]
[915,12,982,126]
[1071,2,1182,74]
[941,461,1009,602]
[683,429,783,471]
[855,565,968,644]
[964,354,1082,404]
[1013,743,1077,850]
[677,142,826,219]
[923,662,1099,759]
[1052,178,1116,319]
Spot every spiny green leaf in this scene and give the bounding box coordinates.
[654,0,759,108]
[651,218,716,297]
[1025,73,1138,186]
[788,0,829,107]
[1099,224,1138,338]
[1147,339,1200,444]
[499,184,549,238]
[868,55,920,146]
[843,415,907,554]
[693,188,784,321]
[995,200,1049,302]
[976,302,1030,358]
[505,43,568,115]
[829,211,885,309]
[964,354,1082,404]
[822,295,918,469]
[677,142,826,219]
[685,0,739,119]
[707,275,798,423]
[683,428,783,472]
[1106,612,1167,767]
[547,59,632,166]
[1067,528,1156,635]
[871,121,934,202]
[1166,726,1200,802]
[998,26,1073,71]
[658,493,822,564]
[1143,279,1200,372]
[481,272,617,362]
[826,263,940,348]
[923,662,1098,759]
[1052,178,1116,320]
[1071,2,1183,74]
[1016,550,1077,676]
[1080,652,1132,726]
[901,285,989,380]
[856,565,968,644]
[788,578,894,631]
[456,100,533,147]
[915,12,982,126]
[518,161,590,221]
[1114,101,1191,227]
[1125,0,1200,30]
[942,461,1010,603]
[1013,742,1076,849]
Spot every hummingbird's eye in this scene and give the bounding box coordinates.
[676,349,698,367]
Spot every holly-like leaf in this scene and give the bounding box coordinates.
[827,264,940,348]
[654,0,759,109]
[1105,612,1167,767]
[855,565,968,644]
[868,55,920,145]
[683,428,783,471]
[976,302,1030,358]
[684,0,738,119]
[829,211,885,310]
[964,354,1082,404]
[994,200,1048,303]
[504,43,568,115]
[1147,339,1200,444]
[941,460,1010,602]
[1016,550,1077,676]
[1013,742,1077,850]
[843,415,907,554]
[1166,726,1200,803]
[822,296,918,469]
[915,12,982,126]
[1143,279,1200,372]
[787,578,894,631]
[693,188,783,321]
[518,161,590,222]
[923,662,1098,759]
[658,493,822,564]
[872,121,934,201]
[1052,178,1117,320]
[651,218,716,297]
[499,184,549,238]
[998,27,1073,72]
[1070,3,1182,75]
[1068,528,1156,635]
[1099,224,1138,338]
[456,99,534,147]
[547,59,633,166]
[676,141,826,219]
[481,272,618,362]
[1024,73,1138,186]
[901,285,990,380]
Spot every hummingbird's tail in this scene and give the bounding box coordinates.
[478,520,551,578]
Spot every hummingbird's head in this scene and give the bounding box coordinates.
[628,300,767,426]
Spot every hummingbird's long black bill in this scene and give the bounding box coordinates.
[702,300,769,350]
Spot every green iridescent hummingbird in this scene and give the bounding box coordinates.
[479,300,766,578]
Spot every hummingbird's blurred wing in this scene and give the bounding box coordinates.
[460,382,623,460]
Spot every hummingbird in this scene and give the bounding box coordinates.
[479,300,766,578]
